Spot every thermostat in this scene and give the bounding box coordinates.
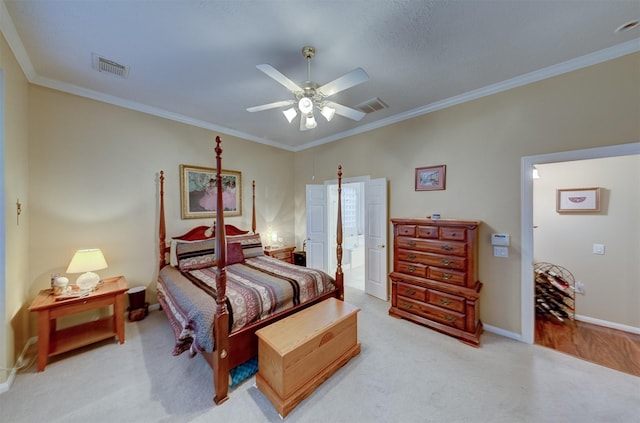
[491,234,510,247]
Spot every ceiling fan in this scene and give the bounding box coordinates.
[247,46,369,131]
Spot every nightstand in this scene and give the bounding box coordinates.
[263,245,296,264]
[29,275,129,371]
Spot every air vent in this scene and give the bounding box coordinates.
[92,54,129,79]
[355,97,388,114]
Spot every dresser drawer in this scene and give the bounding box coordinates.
[397,261,427,278]
[397,225,416,237]
[427,267,466,286]
[416,226,438,239]
[440,227,466,241]
[396,297,465,330]
[397,237,466,257]
[421,254,467,271]
[427,289,465,313]
[397,282,427,301]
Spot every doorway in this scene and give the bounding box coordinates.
[307,176,388,300]
[521,142,640,344]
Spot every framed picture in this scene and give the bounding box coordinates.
[415,165,446,191]
[556,187,600,213]
[180,165,242,219]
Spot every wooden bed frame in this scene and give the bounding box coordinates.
[158,136,345,404]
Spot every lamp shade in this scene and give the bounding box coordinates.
[66,249,108,273]
[282,107,297,123]
[66,249,108,290]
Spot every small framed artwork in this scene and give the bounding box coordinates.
[415,165,446,191]
[180,164,242,219]
[556,187,600,213]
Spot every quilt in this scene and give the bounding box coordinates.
[157,255,336,355]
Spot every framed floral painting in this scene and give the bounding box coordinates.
[180,165,242,219]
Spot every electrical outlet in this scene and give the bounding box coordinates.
[575,281,585,295]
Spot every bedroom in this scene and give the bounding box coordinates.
[1,0,639,415]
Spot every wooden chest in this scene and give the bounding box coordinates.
[389,218,483,346]
[256,298,361,417]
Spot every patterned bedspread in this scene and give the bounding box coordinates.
[157,255,336,355]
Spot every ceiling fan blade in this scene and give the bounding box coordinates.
[256,64,302,93]
[318,68,369,97]
[324,101,366,121]
[246,99,294,112]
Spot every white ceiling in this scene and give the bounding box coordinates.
[2,1,639,151]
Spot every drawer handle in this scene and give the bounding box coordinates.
[441,259,452,266]
[405,288,416,295]
[444,315,456,323]
[439,298,452,306]
[408,253,416,259]
[407,266,415,273]
[441,273,452,280]
[407,241,416,247]
[400,302,413,309]
[442,245,453,251]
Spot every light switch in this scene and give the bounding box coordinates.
[493,246,508,258]
[593,244,605,255]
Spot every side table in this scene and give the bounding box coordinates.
[263,245,296,264]
[29,275,129,371]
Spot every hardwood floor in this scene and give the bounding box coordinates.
[535,316,640,377]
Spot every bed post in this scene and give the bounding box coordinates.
[335,165,344,300]
[212,136,230,405]
[158,171,166,271]
[252,180,256,234]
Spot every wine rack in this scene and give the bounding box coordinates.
[534,262,575,322]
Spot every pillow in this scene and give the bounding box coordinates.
[175,239,215,271]
[227,233,264,258]
[227,242,245,265]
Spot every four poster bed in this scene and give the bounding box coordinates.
[156,136,345,404]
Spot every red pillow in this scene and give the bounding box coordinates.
[227,242,245,265]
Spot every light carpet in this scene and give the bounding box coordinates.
[1,286,638,422]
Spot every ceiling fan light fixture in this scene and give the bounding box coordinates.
[320,106,336,122]
[298,97,314,114]
[283,107,297,123]
[305,114,317,129]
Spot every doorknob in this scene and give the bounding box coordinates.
[377,244,385,248]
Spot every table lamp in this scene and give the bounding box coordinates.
[66,248,108,290]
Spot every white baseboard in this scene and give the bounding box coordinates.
[575,314,640,335]
[483,323,522,342]
[0,337,36,395]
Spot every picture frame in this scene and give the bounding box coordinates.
[415,165,446,191]
[180,164,242,219]
[556,187,600,213]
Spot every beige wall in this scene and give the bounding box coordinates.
[1,33,30,384]
[2,41,639,377]
[534,156,640,327]
[26,85,295,331]
[294,52,640,335]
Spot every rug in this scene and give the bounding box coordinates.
[229,357,258,387]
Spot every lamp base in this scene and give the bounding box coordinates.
[76,271,100,290]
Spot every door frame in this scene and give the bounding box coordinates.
[520,142,640,344]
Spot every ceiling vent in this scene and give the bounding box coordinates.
[92,54,129,79]
[355,97,388,114]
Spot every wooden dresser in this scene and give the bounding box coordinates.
[388,218,483,346]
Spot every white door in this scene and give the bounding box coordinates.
[305,184,328,272]
[365,178,388,300]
